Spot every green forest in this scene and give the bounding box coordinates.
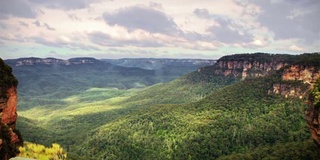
[4,53,320,159]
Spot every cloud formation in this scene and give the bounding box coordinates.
[0,0,37,19]
[0,0,319,59]
[252,0,319,43]
[103,6,181,35]
[29,0,100,10]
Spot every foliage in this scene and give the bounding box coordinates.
[217,139,319,160]
[0,58,18,98]
[293,52,320,68]
[18,142,67,160]
[218,52,296,63]
[217,52,320,66]
[309,78,320,106]
[0,123,21,159]
[73,76,312,159]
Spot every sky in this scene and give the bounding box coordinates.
[0,0,319,59]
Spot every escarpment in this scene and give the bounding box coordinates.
[213,55,287,79]
[0,58,23,159]
[197,53,320,98]
[305,78,320,147]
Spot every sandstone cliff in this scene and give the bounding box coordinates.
[198,53,320,98]
[206,53,289,79]
[305,78,320,147]
[0,58,23,159]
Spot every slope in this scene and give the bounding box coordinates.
[76,74,318,159]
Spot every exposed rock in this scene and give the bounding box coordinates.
[206,53,289,79]
[1,87,18,129]
[282,65,320,88]
[0,58,23,159]
[198,53,320,98]
[305,78,320,147]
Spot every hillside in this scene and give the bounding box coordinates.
[11,53,320,159]
[76,76,318,159]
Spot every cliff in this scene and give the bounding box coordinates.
[0,58,23,159]
[204,53,290,79]
[198,53,320,98]
[305,78,320,147]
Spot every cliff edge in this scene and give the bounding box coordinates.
[197,53,320,98]
[306,78,320,147]
[0,58,23,159]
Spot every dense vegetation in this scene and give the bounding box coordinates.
[18,142,67,159]
[309,79,320,106]
[0,123,22,159]
[219,52,320,65]
[9,53,320,159]
[73,76,318,159]
[0,58,18,98]
[16,73,319,159]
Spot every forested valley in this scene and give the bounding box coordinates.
[3,53,320,159]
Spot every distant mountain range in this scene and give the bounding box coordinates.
[5,57,216,68]
[102,58,216,70]
[4,57,216,99]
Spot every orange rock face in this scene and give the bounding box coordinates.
[1,86,18,129]
[305,78,320,147]
[282,65,320,87]
[214,59,288,80]
[305,106,320,146]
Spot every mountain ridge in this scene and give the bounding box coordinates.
[4,57,103,66]
[102,58,216,70]
[194,52,320,98]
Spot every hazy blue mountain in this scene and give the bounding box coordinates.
[102,58,216,69]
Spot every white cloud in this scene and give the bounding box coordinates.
[0,0,318,59]
[289,45,304,52]
[103,5,181,35]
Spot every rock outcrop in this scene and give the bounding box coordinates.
[305,78,320,147]
[198,53,320,98]
[0,58,23,159]
[207,53,290,79]
[282,65,320,88]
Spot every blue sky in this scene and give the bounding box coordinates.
[0,0,319,59]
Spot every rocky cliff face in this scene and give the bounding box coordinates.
[213,58,287,79]
[305,78,320,147]
[198,53,320,98]
[282,65,320,87]
[0,58,23,159]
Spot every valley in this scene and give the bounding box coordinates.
[3,53,320,159]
